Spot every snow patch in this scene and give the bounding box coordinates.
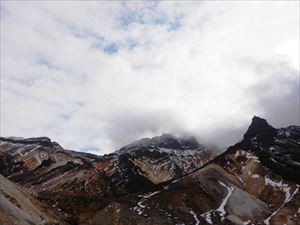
[133,191,160,216]
[217,181,234,220]
[264,187,298,225]
[264,176,295,208]
[234,150,259,162]
[200,181,234,223]
[201,211,213,224]
[189,208,200,225]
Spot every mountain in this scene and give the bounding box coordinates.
[0,134,213,225]
[112,133,213,186]
[0,116,299,225]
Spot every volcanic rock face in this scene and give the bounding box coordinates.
[112,133,213,185]
[236,116,300,183]
[0,117,299,225]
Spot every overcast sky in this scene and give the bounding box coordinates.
[1,1,299,154]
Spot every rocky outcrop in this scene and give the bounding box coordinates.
[232,116,300,183]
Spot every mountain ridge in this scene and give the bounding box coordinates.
[0,116,299,225]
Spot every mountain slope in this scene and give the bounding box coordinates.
[117,117,299,225]
[0,134,212,225]
[0,173,60,225]
[0,116,299,225]
[110,133,213,185]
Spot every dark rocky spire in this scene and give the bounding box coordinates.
[243,116,276,140]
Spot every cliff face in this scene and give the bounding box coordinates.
[0,117,299,225]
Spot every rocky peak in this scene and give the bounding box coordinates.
[243,116,277,144]
[233,116,300,183]
[120,133,203,152]
[109,134,212,187]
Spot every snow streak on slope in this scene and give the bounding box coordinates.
[264,187,299,225]
[189,208,200,225]
[217,181,234,221]
[133,191,160,216]
[200,181,234,223]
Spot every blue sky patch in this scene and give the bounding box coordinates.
[120,10,145,27]
[103,43,119,54]
[126,39,139,50]
[169,16,182,31]
[119,5,183,32]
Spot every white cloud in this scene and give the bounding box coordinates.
[1,1,299,154]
